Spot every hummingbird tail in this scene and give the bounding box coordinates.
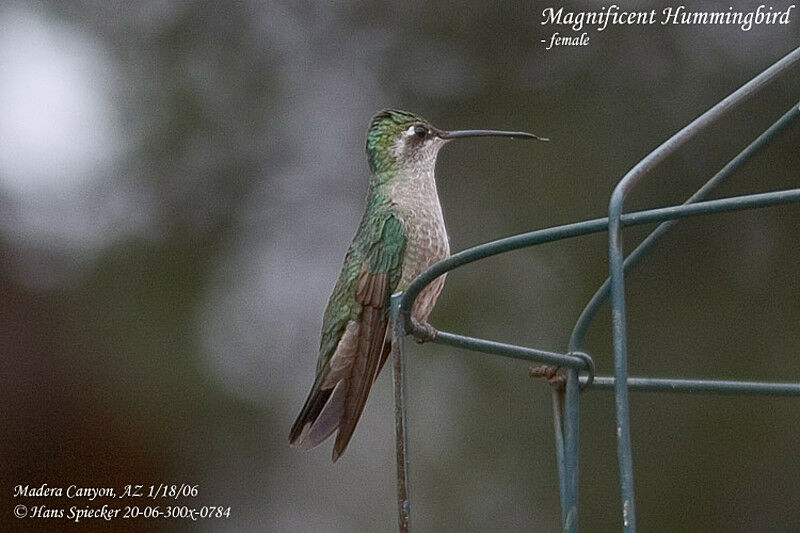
[289,312,392,461]
[291,252,401,461]
[289,377,346,450]
[331,306,388,461]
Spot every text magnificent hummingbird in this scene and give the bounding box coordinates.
[289,109,547,461]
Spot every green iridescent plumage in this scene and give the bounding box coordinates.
[316,194,404,375]
[290,109,544,460]
[290,111,420,460]
[316,110,422,376]
[366,109,426,173]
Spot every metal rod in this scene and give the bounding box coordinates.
[399,187,800,325]
[397,187,800,530]
[607,209,637,532]
[432,330,590,368]
[390,49,800,531]
[551,390,568,529]
[569,101,800,353]
[605,45,800,533]
[586,376,800,396]
[562,369,580,532]
[424,326,800,397]
[390,294,410,533]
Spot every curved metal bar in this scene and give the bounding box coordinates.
[430,330,588,367]
[391,186,799,533]
[390,47,800,533]
[571,352,596,389]
[399,187,800,323]
[391,48,800,533]
[389,186,800,533]
[606,46,800,532]
[569,101,800,354]
[585,377,800,396]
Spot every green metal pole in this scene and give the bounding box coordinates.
[605,46,800,532]
[569,102,800,353]
[391,293,410,533]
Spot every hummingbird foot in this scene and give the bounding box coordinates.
[410,318,438,344]
[529,364,566,391]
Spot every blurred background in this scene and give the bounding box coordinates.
[1,1,798,531]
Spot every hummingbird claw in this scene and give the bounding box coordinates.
[410,318,437,344]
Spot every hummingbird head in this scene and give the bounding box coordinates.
[365,108,547,178]
[365,109,442,176]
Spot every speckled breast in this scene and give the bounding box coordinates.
[392,179,450,323]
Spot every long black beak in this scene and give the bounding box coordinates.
[439,129,548,141]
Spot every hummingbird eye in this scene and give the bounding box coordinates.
[413,125,428,139]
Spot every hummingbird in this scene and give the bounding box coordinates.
[289,109,547,461]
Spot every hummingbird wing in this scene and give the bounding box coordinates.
[289,212,405,461]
